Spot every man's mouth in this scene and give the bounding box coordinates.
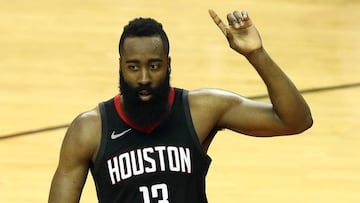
[138,89,153,101]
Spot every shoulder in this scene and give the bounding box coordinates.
[69,107,101,136]
[62,107,101,161]
[73,107,101,126]
[188,88,245,110]
[185,88,246,141]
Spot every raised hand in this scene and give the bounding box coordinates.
[209,9,263,57]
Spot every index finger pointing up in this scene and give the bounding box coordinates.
[208,9,227,36]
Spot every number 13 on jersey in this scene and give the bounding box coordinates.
[139,183,170,203]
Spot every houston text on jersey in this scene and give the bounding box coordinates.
[107,146,192,184]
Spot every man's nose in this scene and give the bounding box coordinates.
[138,68,151,85]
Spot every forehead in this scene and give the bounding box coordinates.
[122,36,165,57]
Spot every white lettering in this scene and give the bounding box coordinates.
[118,153,132,179]
[131,149,144,175]
[154,146,166,171]
[143,148,156,173]
[167,146,180,172]
[179,147,191,173]
[107,146,192,185]
[107,157,120,184]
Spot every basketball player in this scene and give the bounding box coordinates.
[48,9,312,203]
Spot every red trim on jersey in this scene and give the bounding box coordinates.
[114,87,175,133]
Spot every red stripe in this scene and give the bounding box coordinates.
[168,87,175,106]
[114,87,175,133]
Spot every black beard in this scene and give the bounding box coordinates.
[119,71,170,127]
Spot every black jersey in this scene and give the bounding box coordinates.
[91,88,212,203]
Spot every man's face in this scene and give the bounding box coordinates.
[120,36,170,102]
[119,36,171,126]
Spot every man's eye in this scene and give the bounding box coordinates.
[128,65,138,70]
[150,64,160,70]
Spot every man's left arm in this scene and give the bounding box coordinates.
[208,9,313,136]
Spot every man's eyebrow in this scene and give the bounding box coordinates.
[125,58,163,63]
[125,59,139,63]
[149,58,163,62]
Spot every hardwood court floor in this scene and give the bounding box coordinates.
[1,0,359,202]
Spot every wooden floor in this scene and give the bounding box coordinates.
[1,0,359,202]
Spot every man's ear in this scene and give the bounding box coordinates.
[168,56,171,74]
[119,57,122,73]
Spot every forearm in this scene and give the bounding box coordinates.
[48,170,85,203]
[246,48,313,132]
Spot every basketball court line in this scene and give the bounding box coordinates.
[1,82,359,140]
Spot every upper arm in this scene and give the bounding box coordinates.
[190,89,290,138]
[48,108,101,203]
[216,93,288,136]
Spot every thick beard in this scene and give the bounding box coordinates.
[119,71,170,127]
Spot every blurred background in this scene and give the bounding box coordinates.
[1,0,359,202]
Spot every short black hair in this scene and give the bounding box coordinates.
[119,17,170,56]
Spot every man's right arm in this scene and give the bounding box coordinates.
[48,109,101,203]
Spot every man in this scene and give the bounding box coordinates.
[48,9,312,203]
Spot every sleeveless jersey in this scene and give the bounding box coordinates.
[91,88,212,203]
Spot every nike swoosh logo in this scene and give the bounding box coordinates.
[111,128,132,139]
